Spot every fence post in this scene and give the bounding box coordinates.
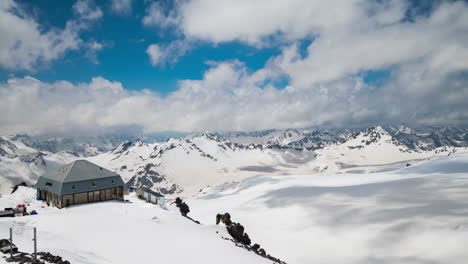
[9,227,12,259]
[33,227,37,260]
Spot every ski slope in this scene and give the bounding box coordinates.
[189,153,468,264]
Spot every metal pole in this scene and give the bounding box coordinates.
[33,227,37,260]
[9,228,12,259]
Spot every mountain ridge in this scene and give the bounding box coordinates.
[1,125,468,196]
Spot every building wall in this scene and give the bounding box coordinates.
[38,186,124,208]
[157,197,165,205]
[62,194,73,207]
[141,191,165,205]
[38,188,62,208]
[74,192,88,204]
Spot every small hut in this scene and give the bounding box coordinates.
[137,188,165,205]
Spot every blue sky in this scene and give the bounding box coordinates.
[0,0,467,135]
[0,0,283,93]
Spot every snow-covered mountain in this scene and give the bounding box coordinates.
[222,125,468,151]
[88,126,468,198]
[311,126,463,172]
[1,125,468,196]
[88,134,311,197]
[9,134,146,156]
[220,128,353,150]
[0,136,78,193]
[385,125,468,150]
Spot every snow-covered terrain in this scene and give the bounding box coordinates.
[0,189,271,264]
[0,148,466,263]
[189,153,468,264]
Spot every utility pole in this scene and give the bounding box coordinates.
[33,227,37,260]
[9,227,12,259]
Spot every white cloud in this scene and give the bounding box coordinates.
[0,0,103,71]
[146,44,162,66]
[138,0,468,130]
[111,0,132,15]
[142,1,179,28]
[85,40,104,64]
[143,0,467,80]
[2,0,468,135]
[271,1,468,89]
[170,0,406,45]
[73,0,103,21]
[146,40,191,67]
[2,58,468,136]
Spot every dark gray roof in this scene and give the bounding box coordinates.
[36,160,124,195]
[142,188,164,198]
[42,160,119,182]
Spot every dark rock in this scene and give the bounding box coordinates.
[11,182,27,194]
[215,212,286,263]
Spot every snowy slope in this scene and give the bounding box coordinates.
[0,189,271,264]
[189,153,468,264]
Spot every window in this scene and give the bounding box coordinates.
[111,179,114,184]
[72,185,75,189]
[92,182,96,187]
[45,182,52,187]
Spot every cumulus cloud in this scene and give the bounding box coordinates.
[111,0,132,15]
[136,0,468,131]
[142,0,468,79]
[272,1,468,89]
[2,0,468,135]
[0,0,103,71]
[2,57,467,136]
[145,0,407,45]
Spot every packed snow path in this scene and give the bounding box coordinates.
[190,153,468,264]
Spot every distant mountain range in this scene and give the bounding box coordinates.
[1,125,467,196]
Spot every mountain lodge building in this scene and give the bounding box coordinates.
[36,160,124,208]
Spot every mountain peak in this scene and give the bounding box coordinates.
[361,125,388,136]
[113,139,145,154]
